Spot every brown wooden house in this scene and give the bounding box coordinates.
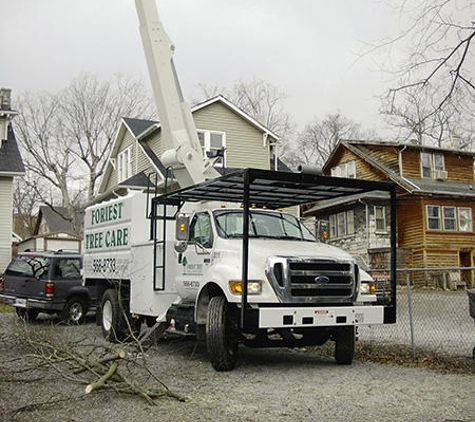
[304,139,475,287]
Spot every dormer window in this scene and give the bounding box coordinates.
[421,152,445,178]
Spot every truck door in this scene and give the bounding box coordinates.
[177,212,213,298]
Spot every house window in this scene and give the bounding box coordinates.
[442,206,456,231]
[331,160,356,178]
[421,152,444,178]
[118,146,133,183]
[329,210,354,238]
[374,206,386,232]
[197,130,226,167]
[427,205,473,232]
[458,207,473,232]
[427,205,441,230]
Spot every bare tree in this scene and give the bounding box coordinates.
[377,0,475,143]
[14,73,154,232]
[284,112,376,169]
[12,177,45,239]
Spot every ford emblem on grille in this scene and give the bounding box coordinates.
[315,275,330,284]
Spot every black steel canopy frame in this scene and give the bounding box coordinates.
[153,168,398,327]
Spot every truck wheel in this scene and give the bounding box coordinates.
[206,295,238,371]
[61,296,87,324]
[101,289,127,343]
[334,326,355,365]
[16,308,39,322]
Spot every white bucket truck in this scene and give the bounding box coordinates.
[82,0,397,371]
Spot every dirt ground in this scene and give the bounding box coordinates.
[1,312,475,422]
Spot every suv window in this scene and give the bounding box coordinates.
[6,255,50,279]
[53,258,81,280]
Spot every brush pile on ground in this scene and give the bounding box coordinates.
[2,320,188,412]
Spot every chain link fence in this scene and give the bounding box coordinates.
[359,267,475,360]
[358,267,475,358]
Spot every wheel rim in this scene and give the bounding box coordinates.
[69,302,83,322]
[103,300,113,332]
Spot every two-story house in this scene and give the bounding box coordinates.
[304,139,475,287]
[97,95,282,199]
[0,88,25,271]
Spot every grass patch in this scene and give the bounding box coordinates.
[314,340,475,375]
[0,302,15,313]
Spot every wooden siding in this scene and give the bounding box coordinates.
[359,144,400,174]
[400,148,421,178]
[402,148,474,183]
[397,198,424,247]
[0,177,13,271]
[444,153,473,183]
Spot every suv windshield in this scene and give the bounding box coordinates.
[214,210,316,241]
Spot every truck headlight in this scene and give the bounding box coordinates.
[360,281,376,295]
[229,280,262,295]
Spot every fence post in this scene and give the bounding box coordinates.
[405,271,416,359]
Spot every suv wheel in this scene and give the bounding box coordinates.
[61,296,87,324]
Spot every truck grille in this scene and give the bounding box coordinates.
[266,258,357,304]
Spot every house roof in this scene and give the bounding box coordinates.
[99,95,281,195]
[0,124,25,175]
[303,190,391,215]
[34,206,83,235]
[325,139,475,198]
[123,117,158,138]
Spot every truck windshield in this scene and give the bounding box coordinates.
[214,210,316,241]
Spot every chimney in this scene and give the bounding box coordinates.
[0,88,17,144]
[0,88,12,111]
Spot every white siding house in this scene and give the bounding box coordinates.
[0,88,25,271]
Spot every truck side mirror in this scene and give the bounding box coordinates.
[175,214,189,252]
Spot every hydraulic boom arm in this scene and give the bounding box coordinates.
[134,0,220,187]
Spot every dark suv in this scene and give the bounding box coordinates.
[0,250,96,324]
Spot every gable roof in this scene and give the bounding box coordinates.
[325,139,475,198]
[123,117,158,138]
[0,124,25,175]
[34,206,83,235]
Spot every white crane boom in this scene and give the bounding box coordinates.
[134,0,220,187]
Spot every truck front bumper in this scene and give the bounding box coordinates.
[258,305,384,328]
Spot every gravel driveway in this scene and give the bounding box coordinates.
[1,312,474,422]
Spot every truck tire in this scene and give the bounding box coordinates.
[334,326,355,365]
[16,307,40,322]
[206,295,238,371]
[61,296,87,324]
[101,289,127,343]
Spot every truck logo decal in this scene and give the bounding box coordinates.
[315,275,330,284]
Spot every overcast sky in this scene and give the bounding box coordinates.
[1,0,403,134]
